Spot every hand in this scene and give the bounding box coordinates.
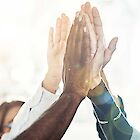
[63,13,97,98]
[43,14,70,93]
[81,2,118,89]
[81,2,118,68]
[47,14,70,70]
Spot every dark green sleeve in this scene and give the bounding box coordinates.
[89,81,133,140]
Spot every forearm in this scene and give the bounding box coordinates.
[88,81,133,140]
[14,93,84,140]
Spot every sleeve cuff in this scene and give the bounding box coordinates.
[91,90,121,122]
[90,90,113,105]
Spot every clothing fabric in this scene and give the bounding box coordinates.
[91,84,140,140]
[2,86,58,140]
[2,83,140,140]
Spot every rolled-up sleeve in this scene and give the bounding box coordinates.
[2,86,59,140]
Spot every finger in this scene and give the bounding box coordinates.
[55,17,62,46]
[64,24,74,63]
[84,14,97,57]
[81,15,91,66]
[92,7,103,39]
[85,2,93,23]
[72,12,82,64]
[81,4,85,12]
[63,15,79,84]
[75,12,84,66]
[63,25,74,84]
[60,14,70,46]
[48,27,54,50]
[93,37,105,70]
[103,37,118,67]
[108,37,118,50]
[65,12,79,64]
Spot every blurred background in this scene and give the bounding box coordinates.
[0,0,140,139]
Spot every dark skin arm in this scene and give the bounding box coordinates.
[14,13,96,140]
[15,93,83,140]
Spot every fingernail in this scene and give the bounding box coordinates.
[85,2,90,7]
[76,12,80,18]
[115,37,118,42]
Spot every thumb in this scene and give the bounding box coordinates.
[103,37,118,67]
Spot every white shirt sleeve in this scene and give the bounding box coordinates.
[2,86,59,140]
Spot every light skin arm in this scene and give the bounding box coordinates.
[82,2,121,106]
[14,13,97,140]
[82,3,132,140]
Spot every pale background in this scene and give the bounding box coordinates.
[0,0,140,139]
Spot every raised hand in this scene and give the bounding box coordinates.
[81,2,118,68]
[43,14,70,93]
[15,13,99,140]
[80,2,118,90]
[47,14,70,69]
[63,12,97,98]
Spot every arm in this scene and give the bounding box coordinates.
[82,2,133,140]
[1,14,70,140]
[14,92,84,140]
[88,79,133,140]
[43,14,70,93]
[14,13,97,140]
[1,87,59,140]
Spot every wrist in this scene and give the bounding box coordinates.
[43,71,61,93]
[90,75,102,90]
[88,80,106,98]
[62,91,85,103]
[63,87,85,102]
